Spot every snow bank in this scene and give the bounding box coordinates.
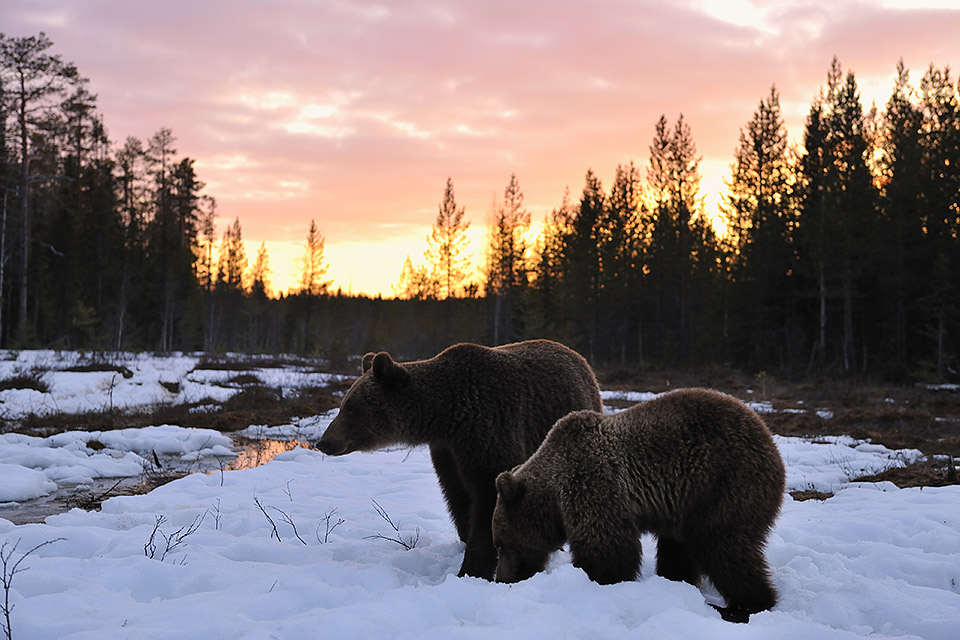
[0,464,57,502]
[0,426,236,501]
[776,435,923,493]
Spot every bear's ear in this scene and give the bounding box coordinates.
[496,471,526,504]
[372,352,410,390]
[361,352,376,374]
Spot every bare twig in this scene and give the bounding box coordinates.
[160,512,206,562]
[144,512,206,562]
[365,499,420,550]
[144,515,166,559]
[317,508,345,544]
[2,538,66,640]
[270,506,306,545]
[213,456,227,487]
[210,498,222,530]
[254,496,281,542]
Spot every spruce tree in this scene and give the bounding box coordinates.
[298,219,331,296]
[724,85,799,369]
[425,177,470,300]
[0,32,82,342]
[877,60,925,376]
[486,173,530,343]
[563,169,605,361]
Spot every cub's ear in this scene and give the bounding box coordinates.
[372,352,410,390]
[361,352,376,374]
[496,471,526,504]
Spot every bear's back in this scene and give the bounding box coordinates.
[435,340,602,455]
[614,388,785,503]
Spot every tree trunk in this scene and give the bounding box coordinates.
[17,92,29,341]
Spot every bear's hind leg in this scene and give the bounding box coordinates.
[693,536,777,622]
[655,536,700,584]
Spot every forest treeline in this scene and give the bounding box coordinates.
[1,32,958,382]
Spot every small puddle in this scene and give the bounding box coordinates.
[0,436,311,525]
[226,437,310,471]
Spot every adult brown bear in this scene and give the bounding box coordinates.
[316,339,602,580]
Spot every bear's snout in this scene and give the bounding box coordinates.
[315,435,349,456]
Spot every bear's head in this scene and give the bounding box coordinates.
[492,469,566,583]
[315,351,411,456]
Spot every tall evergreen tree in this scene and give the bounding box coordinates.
[563,169,605,361]
[425,177,471,300]
[217,217,247,291]
[917,64,960,379]
[298,219,331,296]
[646,114,710,363]
[605,161,645,365]
[486,173,530,344]
[798,58,880,375]
[724,85,800,370]
[530,187,574,341]
[246,241,272,352]
[0,32,81,342]
[394,255,437,300]
[876,60,925,376]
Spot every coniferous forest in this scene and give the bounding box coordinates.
[1,33,958,382]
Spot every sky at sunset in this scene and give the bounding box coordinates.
[5,0,960,297]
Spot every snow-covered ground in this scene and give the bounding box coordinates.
[0,349,345,421]
[1,352,958,639]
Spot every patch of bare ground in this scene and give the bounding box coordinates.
[789,490,834,502]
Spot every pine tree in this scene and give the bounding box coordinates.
[724,85,799,369]
[298,219,331,296]
[247,242,272,352]
[563,169,605,361]
[798,58,878,375]
[530,188,574,340]
[0,32,82,342]
[486,173,530,343]
[218,217,247,291]
[249,242,271,298]
[646,114,710,363]
[394,255,437,300]
[605,161,644,365]
[917,64,960,379]
[876,60,925,375]
[425,177,471,300]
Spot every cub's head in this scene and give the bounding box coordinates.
[493,469,566,583]
[315,351,411,456]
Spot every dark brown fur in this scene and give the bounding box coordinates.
[493,388,786,622]
[316,339,602,580]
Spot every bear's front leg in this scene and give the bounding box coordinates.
[569,536,641,585]
[429,446,472,543]
[456,486,498,580]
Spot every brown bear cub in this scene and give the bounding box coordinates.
[493,388,785,623]
[316,339,602,580]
